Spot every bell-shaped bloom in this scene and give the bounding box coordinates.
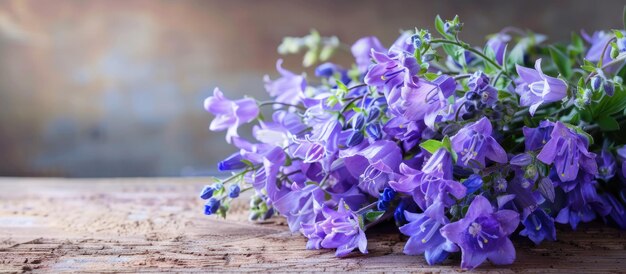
[273,184,325,232]
[204,88,259,143]
[390,148,466,222]
[522,120,555,151]
[451,117,507,169]
[399,75,456,129]
[596,149,616,181]
[582,30,621,73]
[536,122,597,182]
[217,152,247,171]
[400,211,459,265]
[264,59,306,107]
[440,195,520,270]
[602,193,626,229]
[300,199,368,257]
[515,59,568,115]
[340,140,402,197]
[364,50,419,91]
[351,36,386,73]
[519,209,556,245]
[486,32,511,65]
[555,180,611,230]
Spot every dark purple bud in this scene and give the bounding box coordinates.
[380,187,396,202]
[204,198,221,215]
[200,185,215,200]
[604,81,615,96]
[351,114,365,130]
[461,112,476,120]
[463,101,476,112]
[510,153,533,166]
[366,107,380,122]
[394,199,407,224]
[218,153,247,171]
[228,184,241,198]
[590,76,603,91]
[315,62,338,78]
[346,131,364,147]
[537,177,555,203]
[465,91,479,100]
[462,174,483,195]
[366,123,382,140]
[467,71,490,91]
[410,34,422,49]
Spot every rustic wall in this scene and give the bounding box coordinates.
[0,0,623,177]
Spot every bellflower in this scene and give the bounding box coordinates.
[515,59,568,115]
[340,140,402,197]
[300,199,368,257]
[351,36,386,73]
[556,180,611,230]
[522,120,555,151]
[536,122,597,182]
[264,59,306,106]
[596,149,616,181]
[486,32,511,65]
[204,88,259,143]
[450,117,507,169]
[364,50,419,91]
[273,184,325,232]
[400,211,459,265]
[519,209,556,245]
[390,148,466,221]
[440,195,520,270]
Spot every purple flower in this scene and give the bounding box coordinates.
[602,193,626,229]
[300,199,368,257]
[264,59,306,106]
[536,122,597,182]
[273,184,325,232]
[555,180,611,230]
[204,88,259,143]
[217,153,247,171]
[351,36,386,73]
[400,211,458,265]
[440,195,520,270]
[340,140,403,197]
[399,75,456,128]
[390,148,466,221]
[519,209,556,245]
[451,117,507,168]
[596,149,616,181]
[522,120,555,151]
[515,59,568,115]
[486,32,511,65]
[582,31,617,72]
[364,50,419,91]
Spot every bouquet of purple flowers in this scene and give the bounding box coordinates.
[200,10,626,269]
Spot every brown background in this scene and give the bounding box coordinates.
[0,0,623,177]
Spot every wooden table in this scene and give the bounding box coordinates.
[1,178,625,273]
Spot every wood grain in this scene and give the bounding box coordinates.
[0,178,625,273]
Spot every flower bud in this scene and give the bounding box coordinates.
[366,123,382,140]
[410,34,422,49]
[603,81,615,97]
[346,130,364,147]
[510,153,533,166]
[366,107,381,122]
[200,185,215,200]
[590,76,603,92]
[218,153,247,171]
[351,114,365,130]
[204,198,221,215]
[228,184,241,198]
[537,177,555,203]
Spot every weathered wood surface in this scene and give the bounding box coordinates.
[0,178,625,273]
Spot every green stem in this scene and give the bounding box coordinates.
[258,101,305,111]
[430,39,509,77]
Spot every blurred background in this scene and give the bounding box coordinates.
[0,0,623,177]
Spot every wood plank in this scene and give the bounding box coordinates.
[0,178,625,273]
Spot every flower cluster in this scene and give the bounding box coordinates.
[200,12,626,270]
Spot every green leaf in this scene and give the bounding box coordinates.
[598,115,620,131]
[434,15,452,39]
[365,211,385,222]
[549,46,572,78]
[592,86,626,117]
[419,139,444,154]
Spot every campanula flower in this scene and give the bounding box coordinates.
[264,59,306,106]
[364,49,419,91]
[340,140,403,196]
[596,149,616,181]
[522,120,555,151]
[217,153,247,171]
[515,59,568,115]
[519,209,556,245]
[536,122,597,182]
[390,148,466,222]
[204,88,259,143]
[273,184,325,232]
[400,211,459,265]
[440,195,520,270]
[300,199,368,257]
[486,32,511,65]
[602,193,626,229]
[555,180,611,230]
[351,36,386,73]
[450,117,507,168]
